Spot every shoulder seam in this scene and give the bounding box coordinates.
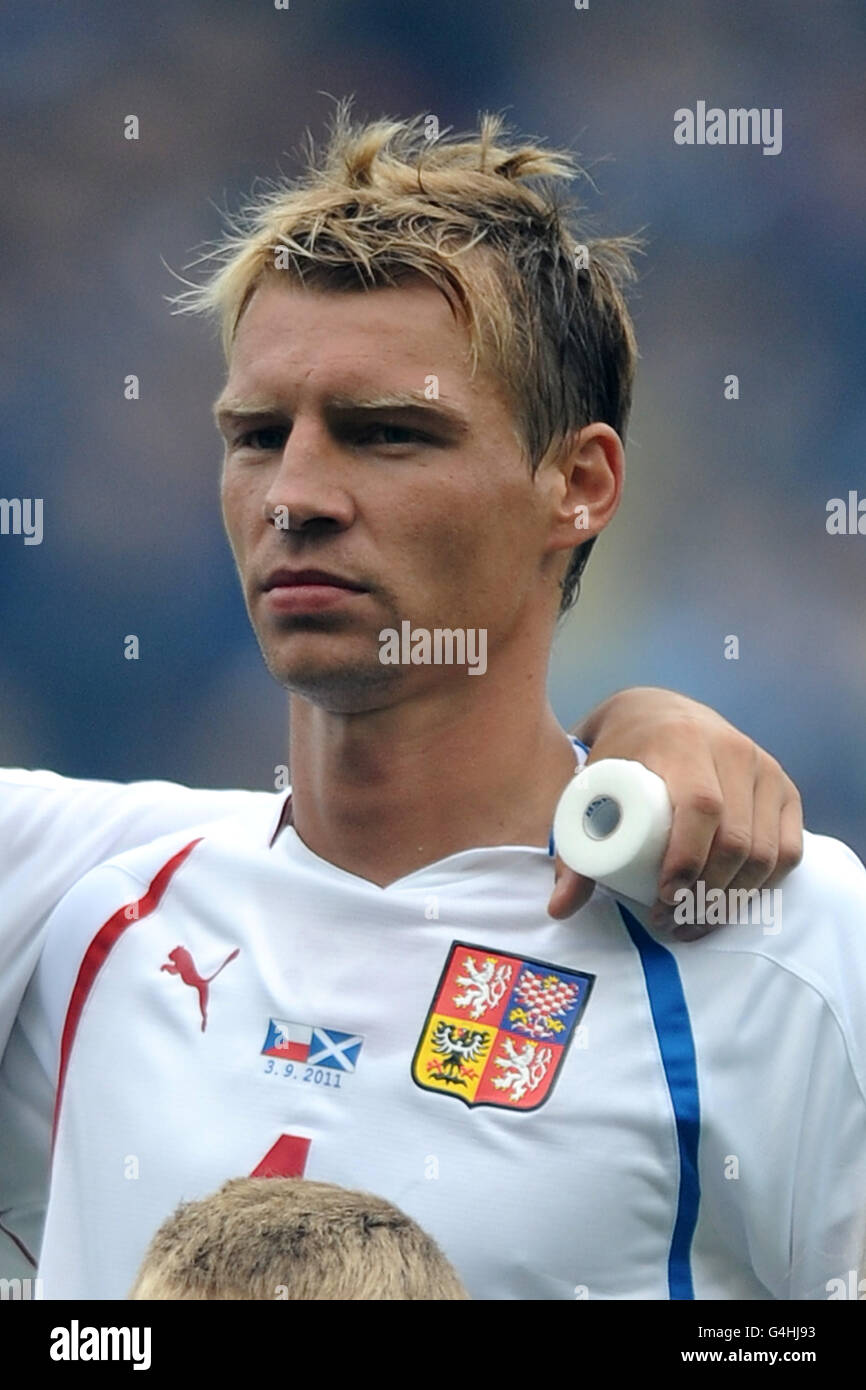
[688,943,866,1110]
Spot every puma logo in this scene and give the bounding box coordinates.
[160,946,240,1031]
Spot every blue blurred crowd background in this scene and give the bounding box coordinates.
[2,0,864,854]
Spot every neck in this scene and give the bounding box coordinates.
[286,662,579,887]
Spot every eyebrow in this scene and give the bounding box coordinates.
[212,390,471,436]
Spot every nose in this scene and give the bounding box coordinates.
[262,418,355,533]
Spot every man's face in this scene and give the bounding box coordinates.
[217,276,561,712]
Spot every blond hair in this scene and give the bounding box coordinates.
[171,101,641,612]
[128,1177,469,1300]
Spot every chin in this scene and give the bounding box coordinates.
[264,648,403,714]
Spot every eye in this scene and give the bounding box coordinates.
[234,426,288,452]
[357,423,431,447]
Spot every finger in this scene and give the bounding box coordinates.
[548,860,595,918]
[694,739,758,892]
[765,791,804,887]
[668,773,801,941]
[649,899,712,941]
[649,900,677,928]
[724,759,784,894]
[656,766,725,905]
[671,922,716,943]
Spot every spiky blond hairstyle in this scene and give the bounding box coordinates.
[171,102,641,613]
[128,1177,469,1301]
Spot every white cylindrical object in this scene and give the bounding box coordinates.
[552,758,673,906]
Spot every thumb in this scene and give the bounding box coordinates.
[548,859,596,919]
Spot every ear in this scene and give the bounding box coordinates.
[541,423,625,557]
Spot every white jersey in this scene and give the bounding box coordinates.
[0,768,274,1275]
[3,757,866,1300]
[0,769,270,1060]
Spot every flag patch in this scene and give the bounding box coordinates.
[262,1019,364,1072]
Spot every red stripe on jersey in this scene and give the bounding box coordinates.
[52,838,203,1150]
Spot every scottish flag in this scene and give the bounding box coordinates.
[307,1027,364,1072]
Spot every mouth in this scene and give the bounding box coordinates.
[260,567,369,614]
